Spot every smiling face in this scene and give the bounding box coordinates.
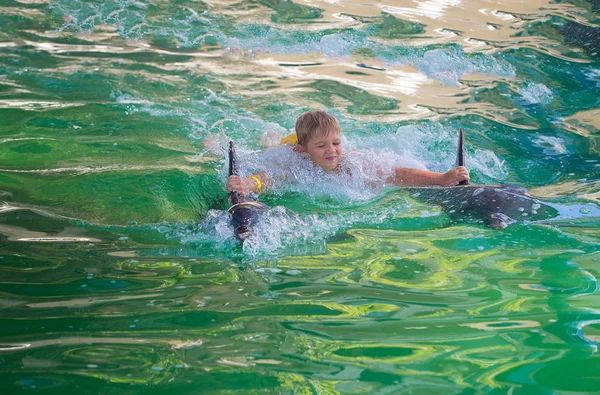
[298,130,343,171]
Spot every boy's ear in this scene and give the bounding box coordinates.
[295,144,305,153]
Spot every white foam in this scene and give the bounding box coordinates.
[532,136,567,155]
[222,29,366,58]
[176,195,413,257]
[388,49,516,86]
[518,82,553,105]
[227,145,392,203]
[584,68,600,87]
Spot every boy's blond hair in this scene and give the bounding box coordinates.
[295,110,340,147]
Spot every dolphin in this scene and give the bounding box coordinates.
[227,141,269,241]
[409,129,558,229]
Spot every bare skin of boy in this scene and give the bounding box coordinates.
[227,113,469,195]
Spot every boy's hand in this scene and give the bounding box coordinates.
[226,175,254,196]
[441,166,470,186]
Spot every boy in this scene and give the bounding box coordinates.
[226,111,469,195]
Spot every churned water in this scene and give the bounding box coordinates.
[1,0,600,393]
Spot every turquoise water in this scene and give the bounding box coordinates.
[1,0,600,393]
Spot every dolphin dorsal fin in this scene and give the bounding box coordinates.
[228,141,243,205]
[457,128,469,186]
[229,141,239,177]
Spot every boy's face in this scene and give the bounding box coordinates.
[299,130,343,171]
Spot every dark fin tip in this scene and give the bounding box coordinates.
[457,128,469,186]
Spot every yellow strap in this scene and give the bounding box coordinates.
[279,133,298,145]
[249,175,263,192]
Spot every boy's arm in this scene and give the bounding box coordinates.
[388,166,469,187]
[226,172,270,195]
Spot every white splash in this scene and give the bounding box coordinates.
[518,82,553,105]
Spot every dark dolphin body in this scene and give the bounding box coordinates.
[409,129,558,229]
[227,141,269,241]
[409,184,558,229]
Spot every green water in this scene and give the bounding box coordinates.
[1,0,600,393]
